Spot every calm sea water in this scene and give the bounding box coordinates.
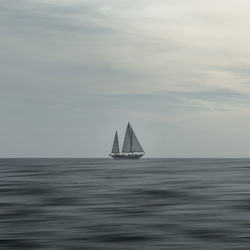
[1,158,250,250]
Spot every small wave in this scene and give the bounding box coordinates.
[0,239,41,249]
[184,228,234,242]
[91,233,156,243]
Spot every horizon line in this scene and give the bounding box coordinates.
[1,157,250,159]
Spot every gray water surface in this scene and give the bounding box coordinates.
[1,158,250,249]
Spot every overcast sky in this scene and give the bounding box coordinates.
[1,0,250,157]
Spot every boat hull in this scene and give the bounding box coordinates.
[110,154,144,160]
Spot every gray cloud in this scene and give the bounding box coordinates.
[0,0,113,35]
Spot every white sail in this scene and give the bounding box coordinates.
[131,127,144,152]
[122,123,132,153]
[111,131,120,154]
[122,123,144,153]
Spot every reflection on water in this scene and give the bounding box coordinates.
[1,158,250,249]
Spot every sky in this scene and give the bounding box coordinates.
[1,0,250,157]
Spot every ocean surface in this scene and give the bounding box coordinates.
[1,158,250,250]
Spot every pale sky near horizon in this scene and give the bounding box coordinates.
[1,0,250,157]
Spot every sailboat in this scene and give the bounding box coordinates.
[109,122,145,159]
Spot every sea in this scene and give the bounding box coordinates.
[1,158,250,250]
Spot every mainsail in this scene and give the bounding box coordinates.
[122,123,132,153]
[111,131,120,154]
[122,123,144,153]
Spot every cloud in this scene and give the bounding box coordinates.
[2,0,250,99]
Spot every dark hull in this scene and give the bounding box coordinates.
[110,154,144,160]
